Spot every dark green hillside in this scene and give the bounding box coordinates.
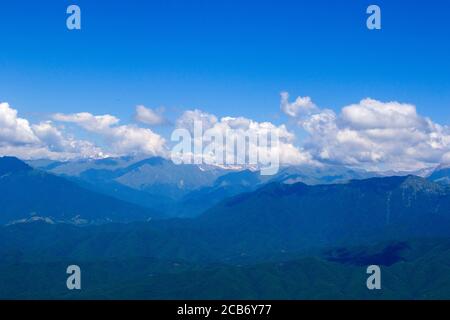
[1,239,450,299]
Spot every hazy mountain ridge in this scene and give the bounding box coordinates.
[429,165,450,185]
[27,156,384,217]
[0,157,163,225]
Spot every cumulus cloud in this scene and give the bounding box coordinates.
[135,105,167,126]
[341,99,425,130]
[53,112,119,131]
[176,109,218,133]
[0,102,39,145]
[282,93,450,171]
[32,121,103,157]
[0,103,103,160]
[4,94,450,173]
[0,102,166,160]
[174,109,313,169]
[53,112,166,157]
[280,91,317,117]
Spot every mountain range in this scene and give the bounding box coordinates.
[2,156,450,299]
[0,157,162,225]
[26,156,382,218]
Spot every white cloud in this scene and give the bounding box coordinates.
[0,102,166,160]
[0,102,103,160]
[175,109,313,168]
[282,93,450,171]
[0,102,39,145]
[176,109,218,133]
[32,121,103,157]
[135,105,167,126]
[53,112,119,131]
[53,112,166,157]
[341,99,425,130]
[4,94,450,173]
[280,91,317,117]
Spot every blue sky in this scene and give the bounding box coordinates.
[1,0,450,171]
[0,0,449,122]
